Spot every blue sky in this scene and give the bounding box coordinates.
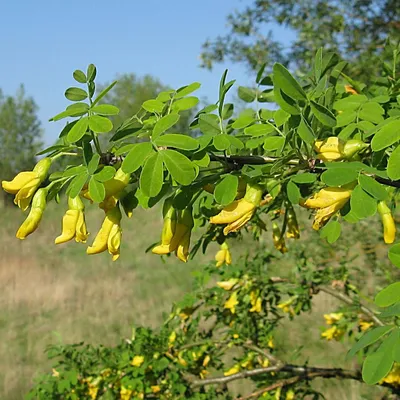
[1,0,294,146]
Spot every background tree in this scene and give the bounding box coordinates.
[200,0,400,81]
[0,85,42,204]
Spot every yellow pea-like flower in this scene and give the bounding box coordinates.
[87,207,122,261]
[217,278,238,291]
[151,385,161,394]
[224,291,239,314]
[359,321,374,331]
[215,242,232,267]
[2,157,51,211]
[16,188,47,239]
[321,326,344,341]
[210,183,263,235]
[272,223,288,254]
[286,207,300,239]
[120,386,134,400]
[323,313,343,325]
[55,196,89,244]
[152,198,177,255]
[153,206,194,263]
[377,201,396,244]
[314,137,368,163]
[301,185,353,230]
[131,355,145,367]
[224,364,240,376]
[249,290,262,313]
[344,85,358,94]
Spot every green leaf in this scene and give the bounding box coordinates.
[92,81,117,106]
[161,149,195,185]
[320,220,341,243]
[246,137,264,149]
[333,95,368,111]
[244,124,274,136]
[338,123,357,140]
[375,282,400,307]
[336,111,356,127]
[154,134,199,150]
[387,145,400,180]
[273,63,307,101]
[73,70,87,83]
[65,87,88,102]
[291,173,317,184]
[273,88,300,115]
[152,114,180,139]
[222,103,234,120]
[175,82,201,99]
[389,244,400,268]
[87,153,100,174]
[358,175,388,201]
[90,104,120,115]
[350,185,377,219]
[238,86,256,102]
[121,142,154,174]
[297,118,315,145]
[214,175,239,206]
[232,115,255,129]
[310,100,336,127]
[198,114,221,136]
[140,153,164,197]
[263,136,285,151]
[227,135,244,150]
[286,180,301,204]
[142,99,165,113]
[94,166,115,182]
[362,351,394,385]
[172,96,199,111]
[87,64,97,82]
[67,172,89,198]
[347,326,393,358]
[321,168,358,186]
[88,177,105,203]
[359,102,384,124]
[62,165,87,177]
[50,104,89,121]
[371,119,400,151]
[274,109,290,126]
[213,134,231,151]
[314,48,323,81]
[88,115,113,133]
[67,117,89,143]
[110,119,143,142]
[380,303,400,318]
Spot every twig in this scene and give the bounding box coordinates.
[242,342,282,366]
[319,286,385,327]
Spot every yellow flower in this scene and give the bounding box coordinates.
[286,207,300,239]
[210,183,263,235]
[2,157,51,211]
[52,368,60,377]
[277,297,296,315]
[168,331,176,347]
[88,385,99,400]
[55,196,89,244]
[272,223,288,253]
[215,242,232,267]
[153,206,194,262]
[177,352,188,367]
[152,198,177,255]
[203,355,211,367]
[249,290,262,313]
[224,292,239,314]
[359,321,374,331]
[120,386,133,400]
[301,185,353,230]
[87,207,122,261]
[16,188,47,239]
[344,85,358,94]
[224,364,240,376]
[217,278,238,291]
[151,385,161,393]
[323,313,343,325]
[267,337,274,349]
[314,137,368,162]
[131,355,145,367]
[233,333,239,339]
[321,326,344,341]
[286,389,295,400]
[378,201,396,244]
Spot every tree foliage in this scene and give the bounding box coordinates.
[2,41,400,399]
[200,0,400,82]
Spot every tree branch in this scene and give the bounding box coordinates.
[319,286,385,327]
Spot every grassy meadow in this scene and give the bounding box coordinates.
[0,201,394,399]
